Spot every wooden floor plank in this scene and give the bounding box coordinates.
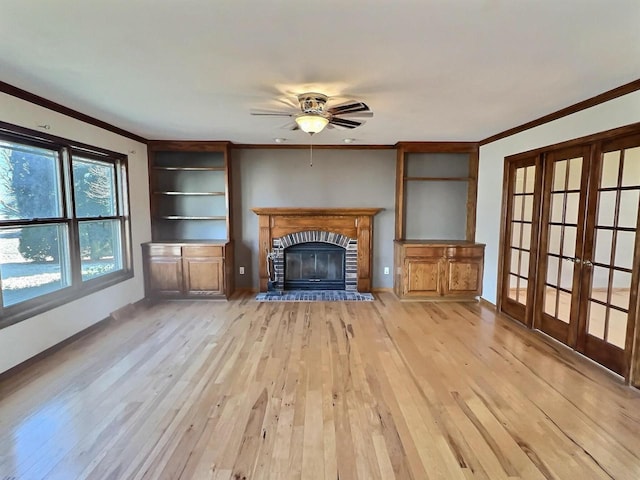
[1,292,639,479]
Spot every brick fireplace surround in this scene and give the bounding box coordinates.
[252,208,383,292]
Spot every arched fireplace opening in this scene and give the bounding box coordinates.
[284,242,345,290]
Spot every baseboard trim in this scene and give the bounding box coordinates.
[0,298,145,382]
[479,297,497,311]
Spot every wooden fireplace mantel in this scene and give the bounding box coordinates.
[252,207,383,217]
[252,207,383,292]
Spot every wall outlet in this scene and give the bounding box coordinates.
[239,266,245,275]
[384,267,390,275]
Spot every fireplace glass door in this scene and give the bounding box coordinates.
[284,242,345,290]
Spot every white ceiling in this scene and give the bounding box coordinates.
[1,1,639,145]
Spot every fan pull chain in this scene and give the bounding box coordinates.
[309,134,314,167]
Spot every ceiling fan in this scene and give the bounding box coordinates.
[251,92,373,134]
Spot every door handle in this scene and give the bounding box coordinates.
[583,260,593,267]
[564,257,581,263]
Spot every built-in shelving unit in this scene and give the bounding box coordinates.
[144,141,234,299]
[148,143,231,241]
[394,142,484,300]
[396,142,479,241]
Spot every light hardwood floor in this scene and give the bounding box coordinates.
[1,292,639,479]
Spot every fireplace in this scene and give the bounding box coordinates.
[271,230,357,291]
[284,242,345,290]
[252,208,383,292]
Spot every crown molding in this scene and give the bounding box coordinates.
[480,78,640,146]
[0,81,148,144]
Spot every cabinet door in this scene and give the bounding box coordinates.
[147,256,183,296]
[183,257,224,296]
[403,258,441,296]
[443,258,482,296]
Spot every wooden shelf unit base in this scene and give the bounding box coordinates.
[142,241,234,299]
[394,240,484,301]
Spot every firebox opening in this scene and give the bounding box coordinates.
[284,242,346,290]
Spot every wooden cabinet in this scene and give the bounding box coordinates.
[142,242,233,299]
[144,141,234,299]
[144,244,183,296]
[393,143,482,301]
[182,245,224,296]
[394,241,484,300]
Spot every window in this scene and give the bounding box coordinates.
[0,123,132,327]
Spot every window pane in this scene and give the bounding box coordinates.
[514,168,525,194]
[597,191,617,227]
[600,151,620,188]
[607,309,627,348]
[512,195,522,220]
[611,271,631,310]
[548,225,562,255]
[544,287,557,316]
[614,231,635,270]
[567,157,583,190]
[557,290,572,323]
[565,192,580,224]
[511,222,521,247]
[559,261,573,290]
[553,160,567,191]
[591,266,610,302]
[0,224,71,307]
[621,147,640,187]
[518,278,528,305]
[524,166,536,193]
[73,157,116,218]
[563,226,576,258]
[587,302,606,339]
[0,141,62,220]
[79,220,122,281]
[521,223,531,249]
[594,228,613,265]
[510,248,519,274]
[546,255,559,286]
[508,274,518,300]
[520,251,529,277]
[618,189,639,229]
[550,193,564,223]
[523,195,534,221]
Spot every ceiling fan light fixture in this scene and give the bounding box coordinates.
[295,114,329,134]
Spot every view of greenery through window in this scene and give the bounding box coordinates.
[0,139,125,310]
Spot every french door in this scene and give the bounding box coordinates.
[501,132,640,378]
[577,135,640,375]
[536,146,591,347]
[501,156,542,326]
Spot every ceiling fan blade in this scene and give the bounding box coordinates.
[329,117,363,129]
[280,121,299,131]
[335,111,374,118]
[327,101,370,115]
[250,109,294,117]
[275,97,300,109]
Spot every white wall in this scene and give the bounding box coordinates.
[477,90,640,304]
[232,148,396,290]
[0,92,150,374]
